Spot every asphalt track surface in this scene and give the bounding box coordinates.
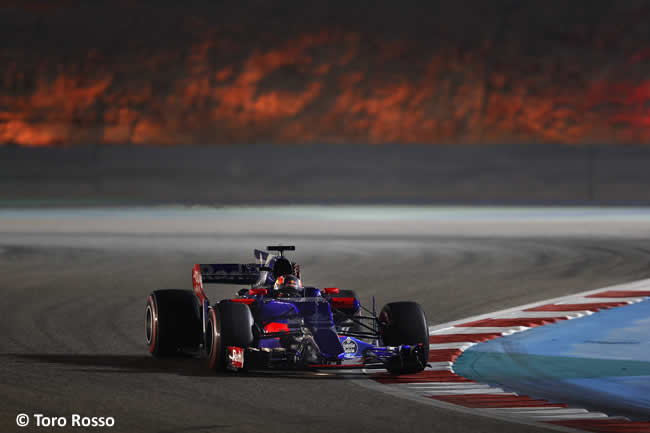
[3,208,650,433]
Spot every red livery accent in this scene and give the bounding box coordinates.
[230,298,255,305]
[429,333,503,344]
[586,290,650,298]
[264,322,289,333]
[250,288,268,296]
[192,264,208,305]
[227,346,244,369]
[331,297,355,308]
[323,287,340,294]
[524,302,628,312]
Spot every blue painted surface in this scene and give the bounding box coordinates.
[454,300,650,419]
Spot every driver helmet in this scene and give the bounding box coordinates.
[272,257,294,279]
[273,275,302,297]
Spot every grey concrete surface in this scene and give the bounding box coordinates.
[4,206,650,238]
[2,210,650,432]
[2,144,650,205]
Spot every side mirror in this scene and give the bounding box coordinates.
[323,287,340,295]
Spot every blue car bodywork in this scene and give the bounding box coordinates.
[192,247,426,371]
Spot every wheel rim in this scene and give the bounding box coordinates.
[145,305,153,344]
[206,316,214,358]
[207,308,222,369]
[145,300,156,352]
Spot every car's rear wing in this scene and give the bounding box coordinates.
[196,263,262,285]
[192,249,278,305]
[192,247,296,353]
[193,263,267,303]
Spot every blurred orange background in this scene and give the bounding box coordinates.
[2,1,650,147]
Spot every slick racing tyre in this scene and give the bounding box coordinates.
[146,289,201,357]
[206,302,255,372]
[379,301,429,374]
[206,307,223,370]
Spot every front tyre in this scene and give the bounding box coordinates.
[206,307,224,371]
[206,302,255,372]
[380,301,429,374]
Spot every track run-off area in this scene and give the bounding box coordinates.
[360,279,650,432]
[2,206,650,433]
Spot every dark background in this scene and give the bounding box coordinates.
[2,143,650,205]
[2,1,650,147]
[2,1,650,204]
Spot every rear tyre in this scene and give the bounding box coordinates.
[146,289,201,357]
[206,302,255,372]
[380,301,429,374]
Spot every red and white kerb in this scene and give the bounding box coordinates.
[368,282,650,433]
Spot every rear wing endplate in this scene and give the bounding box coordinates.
[192,249,278,304]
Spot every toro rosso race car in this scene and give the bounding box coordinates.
[145,246,429,374]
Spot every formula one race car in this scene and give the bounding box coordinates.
[145,246,429,374]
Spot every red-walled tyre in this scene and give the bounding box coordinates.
[206,302,255,372]
[145,289,201,357]
[206,307,224,371]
